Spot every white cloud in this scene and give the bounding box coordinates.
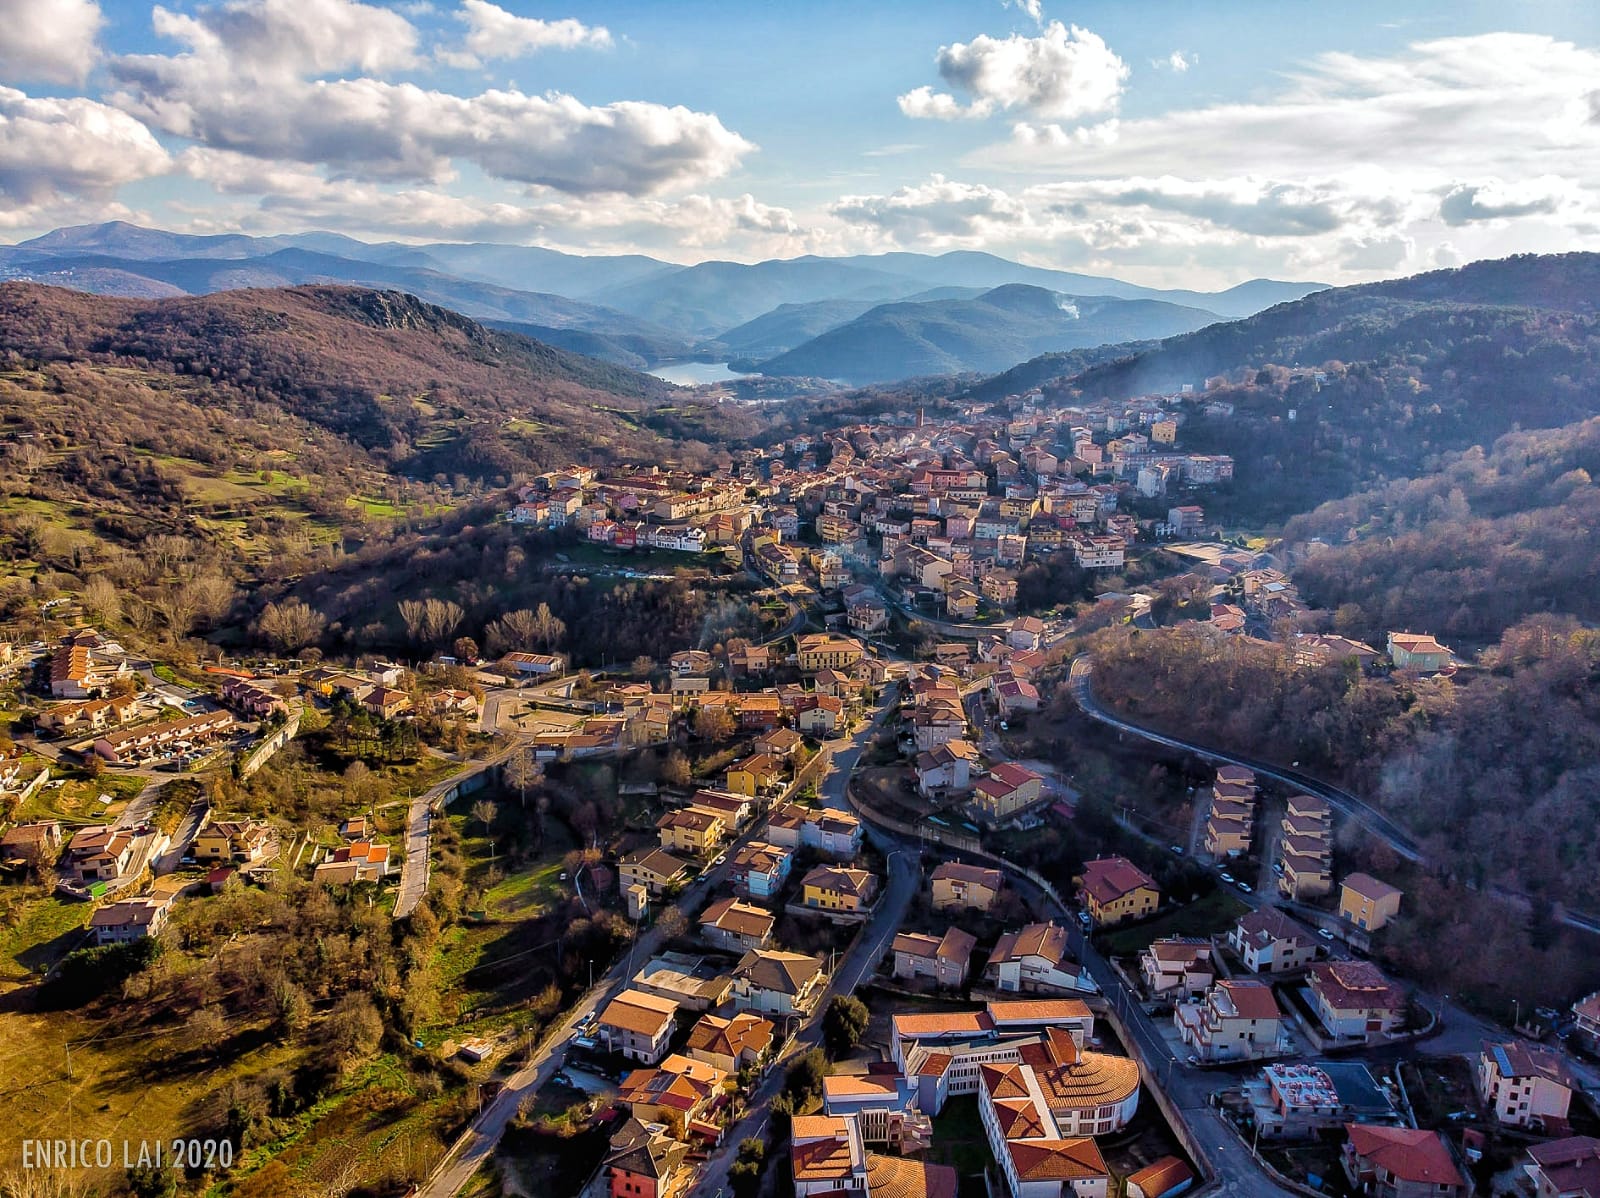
[898,21,1127,122]
[0,0,102,85]
[833,176,1031,244]
[1438,178,1573,226]
[110,0,753,197]
[1153,50,1191,72]
[980,33,1600,182]
[441,0,611,69]
[1002,0,1044,26]
[0,86,170,208]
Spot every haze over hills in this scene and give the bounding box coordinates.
[977,252,1600,520]
[1,222,1326,378]
[754,284,1222,383]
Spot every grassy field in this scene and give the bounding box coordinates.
[1098,888,1250,956]
[17,770,146,824]
[0,892,90,985]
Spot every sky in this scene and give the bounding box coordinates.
[1,0,1598,288]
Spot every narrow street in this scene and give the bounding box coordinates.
[419,688,903,1197]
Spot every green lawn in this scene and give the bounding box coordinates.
[0,894,90,982]
[1098,888,1251,956]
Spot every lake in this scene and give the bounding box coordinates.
[646,361,752,386]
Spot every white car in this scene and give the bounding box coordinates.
[1218,872,1235,884]
[1317,928,1336,941]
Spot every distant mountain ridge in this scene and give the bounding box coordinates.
[751,283,1223,383]
[2,222,1327,377]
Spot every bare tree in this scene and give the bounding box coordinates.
[188,571,238,628]
[398,599,428,644]
[531,602,566,651]
[486,608,539,654]
[423,598,463,645]
[470,799,498,835]
[81,575,121,623]
[504,748,541,808]
[255,598,326,653]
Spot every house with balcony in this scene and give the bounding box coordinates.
[791,1115,869,1198]
[984,923,1096,995]
[1308,961,1404,1042]
[728,840,792,900]
[603,1117,689,1198]
[1524,1137,1600,1198]
[731,949,825,1016]
[1228,908,1320,974]
[1176,979,1283,1063]
[931,862,1003,913]
[1386,632,1454,673]
[801,865,878,916]
[699,896,775,951]
[1137,938,1214,999]
[597,990,680,1064]
[685,1011,774,1074]
[619,847,690,897]
[1478,1040,1579,1130]
[1339,874,1403,932]
[656,807,725,858]
[973,762,1046,824]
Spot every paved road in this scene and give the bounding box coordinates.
[1069,656,1600,937]
[420,690,903,1197]
[153,797,208,874]
[694,843,921,1198]
[393,739,527,919]
[1069,656,1425,861]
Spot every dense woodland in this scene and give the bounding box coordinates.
[1085,619,1600,1005]
[1282,417,1600,643]
[0,283,766,483]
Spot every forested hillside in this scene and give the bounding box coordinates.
[1282,418,1600,644]
[1085,619,1600,1008]
[976,255,1600,519]
[0,283,760,483]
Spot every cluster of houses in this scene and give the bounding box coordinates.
[503,401,1238,628]
[511,632,884,767]
[889,864,1098,999]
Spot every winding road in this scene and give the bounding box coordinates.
[1067,655,1425,861]
[1067,655,1600,937]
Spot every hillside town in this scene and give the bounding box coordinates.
[0,395,1595,1198]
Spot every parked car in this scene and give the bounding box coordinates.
[1317,928,1336,941]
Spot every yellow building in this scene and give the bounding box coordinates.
[946,585,981,619]
[1079,857,1160,926]
[1150,419,1178,444]
[725,752,783,798]
[1339,873,1403,932]
[795,633,865,673]
[801,865,878,913]
[656,807,725,858]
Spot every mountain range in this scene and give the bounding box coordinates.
[0,222,1326,380]
[749,285,1223,383]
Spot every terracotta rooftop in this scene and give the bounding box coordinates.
[1345,1125,1465,1187]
